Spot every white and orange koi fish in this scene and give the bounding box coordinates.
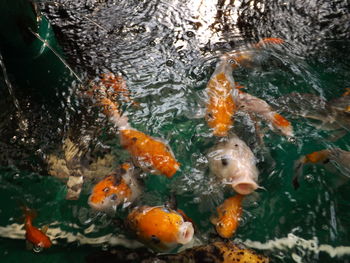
[205,37,293,138]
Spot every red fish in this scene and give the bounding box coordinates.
[126,206,194,251]
[211,195,244,238]
[22,207,52,249]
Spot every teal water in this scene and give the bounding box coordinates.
[1,1,350,262]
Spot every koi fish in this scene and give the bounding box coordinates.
[205,38,292,138]
[88,162,141,212]
[293,148,350,189]
[126,206,194,251]
[210,194,244,238]
[89,85,180,178]
[119,129,180,178]
[206,59,237,137]
[86,241,269,263]
[208,134,259,195]
[156,241,269,263]
[22,207,52,249]
[275,92,350,139]
[236,91,294,137]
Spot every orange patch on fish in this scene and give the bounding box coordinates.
[23,207,52,249]
[273,113,291,127]
[100,73,132,102]
[120,129,179,178]
[99,97,120,117]
[211,195,243,238]
[206,72,237,137]
[305,150,329,164]
[127,206,194,250]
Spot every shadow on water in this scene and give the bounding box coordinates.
[0,0,350,262]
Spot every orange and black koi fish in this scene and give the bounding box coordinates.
[22,207,52,249]
[293,148,350,189]
[210,194,244,238]
[87,75,180,178]
[157,241,269,263]
[88,162,141,212]
[126,206,194,251]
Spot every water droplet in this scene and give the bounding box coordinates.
[186,31,194,37]
[166,60,174,67]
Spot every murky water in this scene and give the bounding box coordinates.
[0,0,350,262]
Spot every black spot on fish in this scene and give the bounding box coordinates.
[323,158,330,164]
[132,137,137,142]
[221,157,229,166]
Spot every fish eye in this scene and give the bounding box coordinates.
[103,187,110,193]
[110,194,118,201]
[221,157,229,166]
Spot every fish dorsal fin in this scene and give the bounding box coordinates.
[41,225,49,234]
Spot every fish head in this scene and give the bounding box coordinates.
[88,165,135,212]
[208,137,259,195]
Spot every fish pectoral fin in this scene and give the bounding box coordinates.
[210,215,218,225]
[293,158,306,190]
[26,240,34,251]
[41,225,49,234]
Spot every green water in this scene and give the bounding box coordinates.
[1,1,350,262]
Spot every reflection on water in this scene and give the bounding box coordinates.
[0,0,350,262]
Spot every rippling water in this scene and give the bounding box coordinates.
[0,0,350,262]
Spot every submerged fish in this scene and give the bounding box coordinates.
[86,241,269,263]
[88,163,141,212]
[236,91,294,137]
[210,194,244,238]
[154,241,269,263]
[126,206,194,251]
[208,134,259,195]
[88,77,180,178]
[275,92,350,138]
[22,207,52,250]
[293,148,350,189]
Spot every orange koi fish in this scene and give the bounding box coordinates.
[210,195,244,238]
[293,148,350,189]
[119,129,180,178]
[206,61,237,137]
[22,207,52,249]
[87,79,180,178]
[126,206,194,251]
[88,163,141,212]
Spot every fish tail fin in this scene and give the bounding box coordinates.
[271,113,294,137]
[98,97,130,129]
[255,37,284,49]
[20,206,37,225]
[293,157,307,189]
